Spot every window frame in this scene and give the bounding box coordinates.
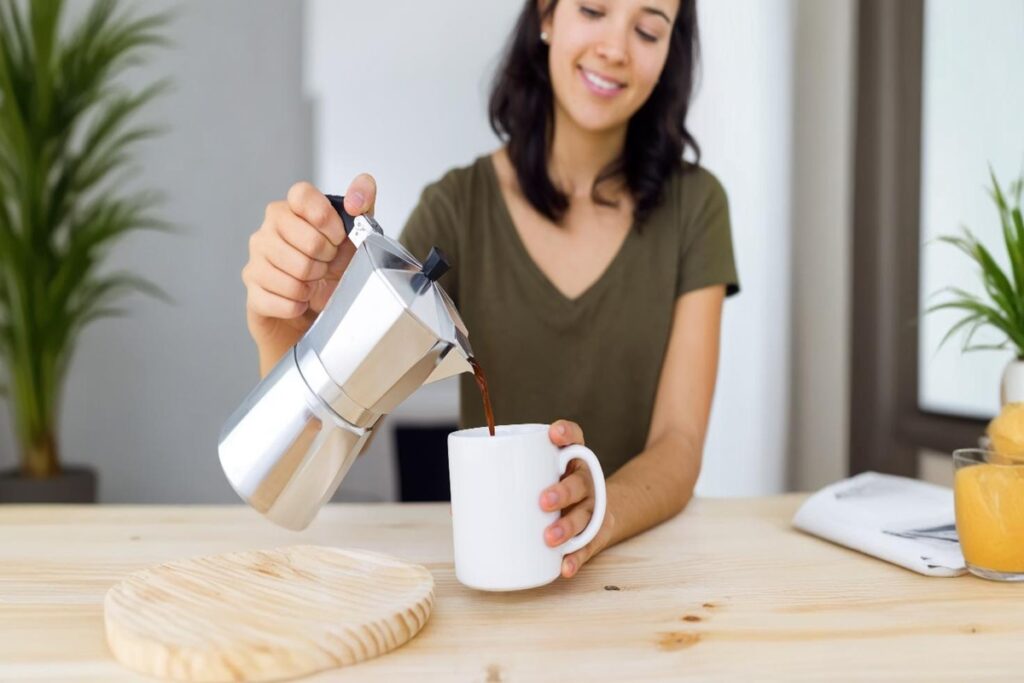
[849,0,987,477]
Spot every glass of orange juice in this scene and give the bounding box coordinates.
[953,448,1024,581]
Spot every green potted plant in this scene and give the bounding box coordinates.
[929,167,1024,406]
[0,0,172,501]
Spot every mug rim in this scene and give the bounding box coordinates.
[450,423,549,440]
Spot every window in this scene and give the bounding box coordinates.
[918,0,1024,420]
[848,0,1010,477]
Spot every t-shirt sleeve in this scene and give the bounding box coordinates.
[676,170,740,299]
[398,172,461,304]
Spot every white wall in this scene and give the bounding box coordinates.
[788,0,856,491]
[689,1,794,495]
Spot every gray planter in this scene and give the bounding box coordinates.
[0,465,97,503]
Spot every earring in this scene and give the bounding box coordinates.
[540,31,549,44]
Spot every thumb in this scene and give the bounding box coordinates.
[550,420,585,446]
[344,173,377,217]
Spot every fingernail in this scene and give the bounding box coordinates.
[549,525,564,541]
[557,424,567,436]
[543,491,559,507]
[564,558,576,575]
[349,191,366,210]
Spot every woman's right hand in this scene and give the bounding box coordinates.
[243,175,377,376]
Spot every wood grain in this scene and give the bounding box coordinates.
[103,545,433,681]
[1,497,1023,682]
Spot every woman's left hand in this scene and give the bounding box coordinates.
[540,419,616,578]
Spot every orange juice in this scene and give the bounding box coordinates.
[954,463,1024,573]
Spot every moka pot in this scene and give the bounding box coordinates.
[218,195,472,529]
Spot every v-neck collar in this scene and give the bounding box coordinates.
[483,154,637,310]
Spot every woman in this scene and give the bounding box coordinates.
[241,0,738,580]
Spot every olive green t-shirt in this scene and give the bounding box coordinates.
[399,155,739,475]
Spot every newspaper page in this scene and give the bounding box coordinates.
[791,471,966,577]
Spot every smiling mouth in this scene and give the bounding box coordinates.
[578,66,625,93]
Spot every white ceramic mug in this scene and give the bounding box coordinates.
[447,423,607,591]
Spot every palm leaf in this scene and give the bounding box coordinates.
[972,235,1021,326]
[56,271,170,355]
[988,166,1024,312]
[936,231,1021,326]
[930,168,1024,358]
[48,192,171,313]
[1014,204,1024,265]
[960,319,998,353]
[934,312,984,352]
[29,1,61,123]
[963,343,1010,352]
[47,82,171,236]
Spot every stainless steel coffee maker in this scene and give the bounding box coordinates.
[218,195,473,530]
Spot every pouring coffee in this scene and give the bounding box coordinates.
[218,196,477,529]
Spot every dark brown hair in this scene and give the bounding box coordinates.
[488,0,700,226]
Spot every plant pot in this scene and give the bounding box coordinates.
[1000,359,1024,406]
[0,465,97,503]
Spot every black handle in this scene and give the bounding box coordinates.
[421,246,451,282]
[324,194,356,235]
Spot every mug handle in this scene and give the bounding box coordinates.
[556,445,607,555]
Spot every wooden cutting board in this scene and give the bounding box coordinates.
[104,545,434,682]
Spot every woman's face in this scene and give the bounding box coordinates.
[542,0,679,136]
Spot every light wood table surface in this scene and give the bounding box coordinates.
[1,495,1021,682]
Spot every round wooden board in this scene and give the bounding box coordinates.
[104,545,434,682]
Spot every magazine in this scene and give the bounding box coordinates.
[791,471,966,577]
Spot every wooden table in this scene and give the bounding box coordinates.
[1,496,1021,681]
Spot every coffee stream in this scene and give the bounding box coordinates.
[469,358,496,437]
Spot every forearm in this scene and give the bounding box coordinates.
[605,432,702,548]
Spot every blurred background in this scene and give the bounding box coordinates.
[0,0,1020,504]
